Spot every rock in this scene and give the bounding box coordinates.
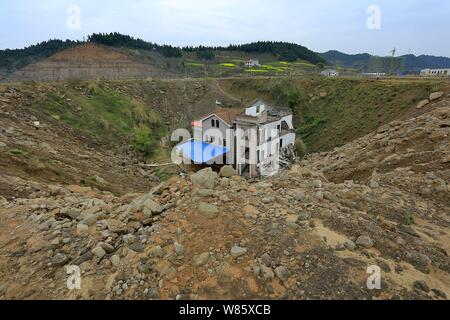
[260,253,272,267]
[344,240,356,251]
[51,253,69,267]
[416,99,429,109]
[431,288,447,299]
[313,179,322,188]
[92,246,106,259]
[143,199,164,215]
[81,214,97,226]
[197,202,219,219]
[274,266,289,281]
[110,255,120,267]
[293,190,305,201]
[195,189,214,197]
[356,236,374,249]
[429,91,444,101]
[76,223,90,237]
[230,246,247,258]
[128,243,145,253]
[106,219,128,233]
[123,234,137,244]
[174,243,185,256]
[219,165,237,178]
[149,245,164,258]
[413,280,430,293]
[0,141,7,150]
[190,168,218,189]
[99,242,115,254]
[73,251,93,265]
[405,251,431,272]
[193,252,210,267]
[0,196,7,206]
[260,265,275,280]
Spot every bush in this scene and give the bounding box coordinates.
[132,124,152,156]
[295,138,307,158]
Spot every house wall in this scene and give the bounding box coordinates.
[245,104,266,117]
[201,115,235,166]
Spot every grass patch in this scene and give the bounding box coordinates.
[220,63,236,68]
[245,69,268,73]
[8,148,28,156]
[186,62,204,67]
[35,82,166,159]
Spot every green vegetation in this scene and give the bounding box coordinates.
[8,148,29,156]
[88,32,182,58]
[0,39,78,72]
[35,82,165,159]
[404,212,415,225]
[227,78,442,153]
[220,63,236,68]
[245,69,268,73]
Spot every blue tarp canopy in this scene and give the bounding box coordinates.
[176,140,229,164]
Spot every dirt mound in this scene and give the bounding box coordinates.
[8,44,166,81]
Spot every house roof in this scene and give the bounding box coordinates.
[199,107,243,126]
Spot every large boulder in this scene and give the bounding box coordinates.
[190,168,218,189]
[219,165,237,178]
[416,99,429,109]
[197,202,219,219]
[430,92,444,101]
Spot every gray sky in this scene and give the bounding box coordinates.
[1,0,449,57]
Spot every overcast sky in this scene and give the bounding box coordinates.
[1,0,449,57]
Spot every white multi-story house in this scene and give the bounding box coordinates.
[244,59,261,68]
[420,68,450,76]
[180,100,296,178]
[320,69,339,77]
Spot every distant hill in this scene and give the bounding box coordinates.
[320,50,450,74]
[0,33,325,80]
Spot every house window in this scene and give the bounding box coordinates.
[257,150,260,163]
[280,139,283,148]
[216,120,220,128]
[256,105,260,113]
[211,119,215,127]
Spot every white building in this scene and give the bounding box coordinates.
[420,68,450,76]
[244,59,261,68]
[362,72,386,77]
[320,69,339,77]
[186,100,296,178]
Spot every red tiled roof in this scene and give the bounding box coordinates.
[199,107,243,126]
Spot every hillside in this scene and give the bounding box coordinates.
[0,34,326,81]
[7,43,166,81]
[221,77,450,152]
[321,50,450,74]
[0,81,448,299]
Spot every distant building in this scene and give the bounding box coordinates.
[244,59,261,68]
[420,68,450,76]
[320,69,339,77]
[179,100,296,178]
[362,72,386,78]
